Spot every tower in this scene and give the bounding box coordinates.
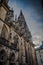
[15,10,32,42]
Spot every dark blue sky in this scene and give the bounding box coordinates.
[9,0,43,22]
[9,0,43,46]
[9,0,42,10]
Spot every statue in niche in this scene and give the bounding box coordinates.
[13,35,18,49]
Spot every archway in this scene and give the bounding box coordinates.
[9,52,15,65]
[0,49,7,65]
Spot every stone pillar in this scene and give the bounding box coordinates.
[31,46,38,65]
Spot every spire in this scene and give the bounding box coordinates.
[15,10,32,42]
[18,10,25,21]
[20,10,23,16]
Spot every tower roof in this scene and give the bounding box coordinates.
[20,10,23,16]
[18,10,25,21]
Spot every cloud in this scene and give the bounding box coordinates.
[33,35,42,40]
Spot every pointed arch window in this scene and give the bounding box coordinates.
[1,24,8,39]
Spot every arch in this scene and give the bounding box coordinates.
[9,52,15,65]
[1,24,8,39]
[0,49,7,65]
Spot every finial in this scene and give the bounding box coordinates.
[20,9,23,16]
[15,14,17,21]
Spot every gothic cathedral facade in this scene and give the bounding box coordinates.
[0,0,38,65]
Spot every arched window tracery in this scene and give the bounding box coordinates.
[9,52,15,65]
[0,49,7,65]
